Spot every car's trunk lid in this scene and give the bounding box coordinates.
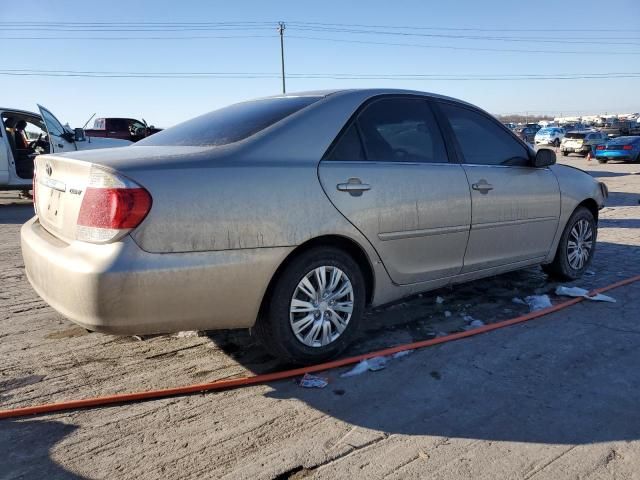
[34,154,93,243]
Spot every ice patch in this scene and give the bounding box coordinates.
[555,286,616,302]
[524,294,552,311]
[340,356,389,377]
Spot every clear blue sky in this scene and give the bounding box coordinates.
[1,0,639,128]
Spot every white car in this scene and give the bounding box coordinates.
[535,127,565,147]
[1,105,131,192]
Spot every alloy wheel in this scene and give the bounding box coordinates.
[289,266,354,347]
[567,219,593,270]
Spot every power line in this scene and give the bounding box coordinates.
[288,35,640,55]
[0,69,638,80]
[286,20,640,33]
[287,25,640,46]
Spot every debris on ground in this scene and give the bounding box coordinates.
[392,350,413,359]
[298,373,329,388]
[340,356,389,377]
[444,310,452,318]
[436,296,445,304]
[524,294,552,312]
[585,270,596,276]
[175,331,202,338]
[555,286,616,303]
[512,297,527,305]
[462,315,485,330]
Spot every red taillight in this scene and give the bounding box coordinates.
[77,187,152,229]
[596,145,606,150]
[75,166,152,243]
[623,145,633,150]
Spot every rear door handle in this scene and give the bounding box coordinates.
[337,178,371,197]
[472,180,493,194]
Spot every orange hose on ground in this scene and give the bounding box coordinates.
[1,274,639,420]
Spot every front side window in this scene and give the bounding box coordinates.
[356,97,447,163]
[138,96,321,147]
[40,108,65,136]
[439,102,529,166]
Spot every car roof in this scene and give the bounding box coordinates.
[0,107,40,117]
[271,88,479,108]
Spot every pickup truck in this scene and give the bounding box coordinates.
[600,120,640,138]
[1,105,131,192]
[84,117,162,143]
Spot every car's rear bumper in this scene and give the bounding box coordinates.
[561,146,590,153]
[595,152,633,161]
[21,217,293,335]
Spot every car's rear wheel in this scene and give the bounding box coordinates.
[542,206,596,280]
[597,158,608,164]
[254,247,365,365]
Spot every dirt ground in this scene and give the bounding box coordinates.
[2,156,640,479]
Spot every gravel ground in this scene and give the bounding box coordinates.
[1,155,640,479]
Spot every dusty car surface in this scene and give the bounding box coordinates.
[21,89,607,364]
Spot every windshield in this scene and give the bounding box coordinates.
[537,128,554,134]
[137,96,322,147]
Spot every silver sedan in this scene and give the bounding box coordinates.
[22,89,607,364]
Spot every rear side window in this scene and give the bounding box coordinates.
[329,97,447,163]
[439,102,529,166]
[138,96,321,147]
[566,132,586,139]
[327,124,365,161]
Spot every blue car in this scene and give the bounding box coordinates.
[595,136,640,163]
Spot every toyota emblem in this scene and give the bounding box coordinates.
[45,163,52,176]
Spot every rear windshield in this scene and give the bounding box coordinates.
[565,132,586,139]
[137,96,321,147]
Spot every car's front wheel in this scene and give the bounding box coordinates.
[553,138,561,147]
[254,247,366,365]
[543,206,596,280]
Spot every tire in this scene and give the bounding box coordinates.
[561,150,568,157]
[553,138,561,147]
[254,247,366,365]
[542,206,597,280]
[597,159,608,164]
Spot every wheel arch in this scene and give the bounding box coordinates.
[257,235,376,324]
[577,198,599,223]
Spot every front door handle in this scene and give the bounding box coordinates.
[57,143,64,148]
[337,177,371,197]
[472,180,493,194]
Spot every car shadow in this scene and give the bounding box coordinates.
[584,169,637,178]
[209,242,640,445]
[603,190,640,207]
[1,419,86,479]
[0,203,34,225]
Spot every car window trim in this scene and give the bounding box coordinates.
[321,93,456,165]
[431,99,534,168]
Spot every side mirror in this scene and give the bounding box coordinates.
[534,148,556,168]
[74,128,86,142]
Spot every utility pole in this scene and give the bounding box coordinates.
[277,22,286,94]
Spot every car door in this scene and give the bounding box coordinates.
[37,105,76,153]
[318,96,471,285]
[435,101,560,272]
